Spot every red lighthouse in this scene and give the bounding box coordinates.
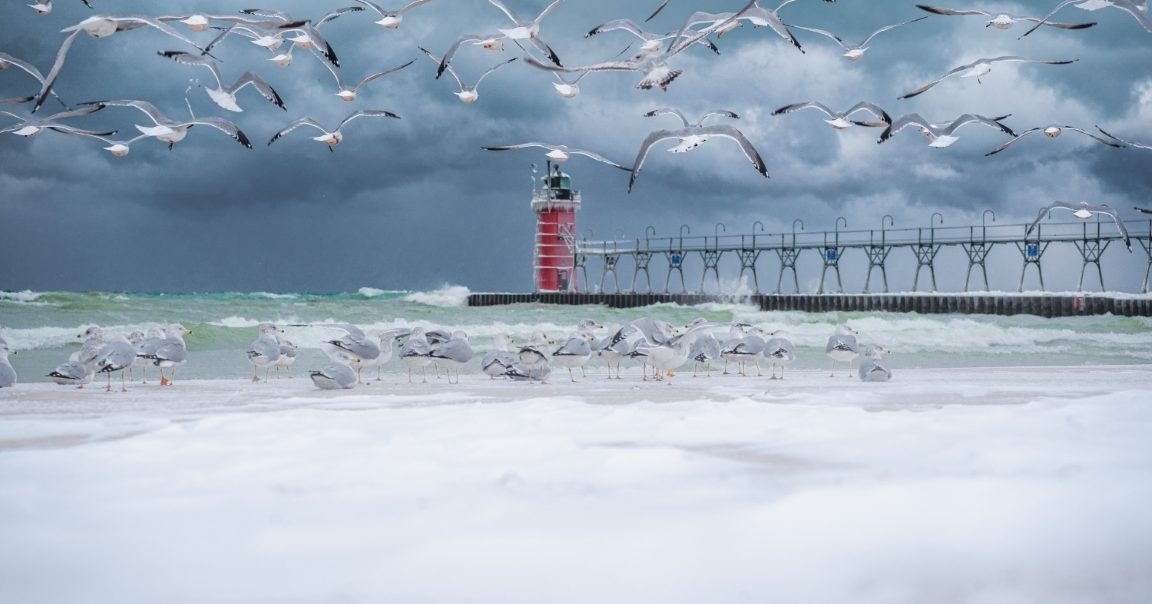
[532,163,581,293]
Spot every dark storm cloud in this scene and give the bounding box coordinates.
[1,0,1150,293]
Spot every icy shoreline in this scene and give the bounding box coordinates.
[2,366,1151,603]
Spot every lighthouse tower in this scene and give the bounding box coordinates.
[532,163,581,293]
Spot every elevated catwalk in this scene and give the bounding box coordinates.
[468,292,1151,318]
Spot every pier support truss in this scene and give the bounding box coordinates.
[1073,238,1110,292]
[1016,240,1050,292]
[630,251,653,294]
[699,249,724,293]
[736,249,761,294]
[863,245,892,294]
[664,250,687,294]
[818,246,844,294]
[961,242,994,292]
[775,247,801,294]
[599,253,621,293]
[912,243,943,292]
[1141,236,1152,295]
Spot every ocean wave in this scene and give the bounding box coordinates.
[0,290,49,305]
[208,316,265,329]
[251,292,300,300]
[402,285,471,308]
[358,287,391,298]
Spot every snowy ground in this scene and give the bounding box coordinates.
[2,366,1151,603]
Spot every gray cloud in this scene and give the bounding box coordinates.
[1,0,1150,293]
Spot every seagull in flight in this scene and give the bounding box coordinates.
[315,54,414,102]
[1,104,112,138]
[899,56,1078,99]
[915,4,1098,30]
[28,0,93,15]
[1027,201,1132,251]
[0,51,67,107]
[585,19,720,55]
[523,1,754,91]
[1020,0,1150,37]
[84,99,251,149]
[268,109,400,151]
[628,124,768,193]
[420,47,516,104]
[880,113,1015,147]
[772,100,891,129]
[486,0,566,66]
[643,107,740,127]
[789,16,928,61]
[352,0,437,29]
[157,51,285,112]
[985,125,1123,156]
[482,142,633,171]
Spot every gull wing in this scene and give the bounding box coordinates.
[475,57,518,87]
[268,117,327,145]
[644,107,691,127]
[339,109,401,131]
[353,58,416,93]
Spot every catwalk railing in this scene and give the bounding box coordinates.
[571,216,1152,295]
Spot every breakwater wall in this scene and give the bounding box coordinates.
[467,293,1152,318]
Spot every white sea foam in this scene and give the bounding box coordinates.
[1,323,156,350]
[251,292,299,300]
[402,285,470,308]
[209,317,264,329]
[357,287,391,298]
[0,290,47,305]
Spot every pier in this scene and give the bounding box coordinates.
[469,212,1152,317]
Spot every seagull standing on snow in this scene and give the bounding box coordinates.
[899,56,1078,99]
[95,335,137,392]
[268,110,400,151]
[1027,201,1132,251]
[915,5,1098,30]
[0,335,16,388]
[789,16,928,61]
[481,334,518,378]
[857,344,892,382]
[247,323,283,383]
[826,324,859,377]
[984,125,1123,156]
[426,331,474,384]
[142,323,191,386]
[310,363,358,389]
[763,330,796,379]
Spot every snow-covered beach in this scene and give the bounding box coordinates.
[2,365,1151,603]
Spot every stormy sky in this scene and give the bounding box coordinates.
[1,0,1149,294]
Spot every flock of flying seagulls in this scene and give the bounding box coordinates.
[0,0,1150,195]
